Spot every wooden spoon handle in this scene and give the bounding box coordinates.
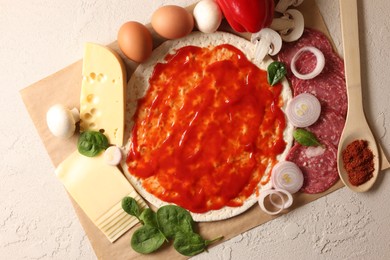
[340,0,363,116]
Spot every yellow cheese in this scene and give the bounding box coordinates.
[56,150,146,242]
[80,43,126,146]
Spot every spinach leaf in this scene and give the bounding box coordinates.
[293,129,322,147]
[131,225,166,254]
[122,197,141,220]
[267,61,287,86]
[139,208,158,227]
[122,197,223,257]
[77,130,109,157]
[173,232,205,256]
[173,232,223,256]
[157,205,193,239]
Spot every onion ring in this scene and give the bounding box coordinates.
[271,161,304,194]
[286,93,321,128]
[269,189,293,209]
[258,189,285,215]
[291,46,325,80]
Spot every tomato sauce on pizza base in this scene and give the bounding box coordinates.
[126,43,288,213]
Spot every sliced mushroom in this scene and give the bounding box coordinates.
[275,0,304,13]
[251,28,282,63]
[46,104,80,138]
[270,9,304,42]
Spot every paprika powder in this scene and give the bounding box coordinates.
[342,140,374,186]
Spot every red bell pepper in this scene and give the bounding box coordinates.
[216,0,275,33]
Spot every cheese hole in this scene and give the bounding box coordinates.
[86,94,94,103]
[89,122,96,128]
[97,73,106,82]
[86,94,100,104]
[83,113,92,120]
[90,72,96,80]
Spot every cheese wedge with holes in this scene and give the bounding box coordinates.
[79,43,126,146]
[56,150,147,242]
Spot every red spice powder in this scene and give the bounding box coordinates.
[342,140,374,186]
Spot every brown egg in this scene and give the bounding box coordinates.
[117,21,153,63]
[151,5,194,39]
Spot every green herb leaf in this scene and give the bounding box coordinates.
[123,196,223,256]
[267,61,287,86]
[122,197,141,219]
[173,232,206,256]
[139,208,158,227]
[204,235,224,246]
[77,130,109,157]
[131,225,166,254]
[157,205,194,239]
[293,129,322,147]
[173,231,223,256]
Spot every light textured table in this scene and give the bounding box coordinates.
[2,0,390,259]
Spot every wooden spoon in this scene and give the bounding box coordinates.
[337,0,380,192]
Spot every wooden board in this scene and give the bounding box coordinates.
[20,0,390,259]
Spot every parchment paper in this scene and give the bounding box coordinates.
[20,0,390,259]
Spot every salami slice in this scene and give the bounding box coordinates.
[278,28,346,92]
[278,28,333,67]
[286,141,339,194]
[294,73,347,117]
[307,108,345,146]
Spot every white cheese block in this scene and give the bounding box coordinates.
[56,150,146,242]
[80,43,126,146]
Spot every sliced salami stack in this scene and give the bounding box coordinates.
[278,28,347,194]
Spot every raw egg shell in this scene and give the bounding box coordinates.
[117,21,153,63]
[151,5,194,39]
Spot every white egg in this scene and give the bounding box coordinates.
[193,0,222,34]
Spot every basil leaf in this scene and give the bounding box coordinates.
[293,129,322,147]
[157,205,194,239]
[267,61,287,86]
[122,197,141,219]
[131,225,165,254]
[139,208,158,227]
[77,130,109,157]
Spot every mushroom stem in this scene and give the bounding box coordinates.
[275,0,304,13]
[251,28,282,63]
[270,16,295,33]
[71,107,80,123]
[253,41,270,64]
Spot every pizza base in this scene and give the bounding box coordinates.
[121,31,293,222]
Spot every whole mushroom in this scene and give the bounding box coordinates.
[193,0,223,33]
[46,104,80,138]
